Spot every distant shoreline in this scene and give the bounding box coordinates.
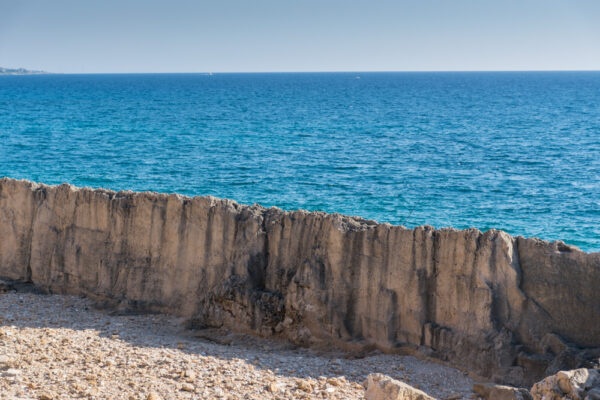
[2,70,600,75]
[0,67,48,75]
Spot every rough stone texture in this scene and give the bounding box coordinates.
[530,368,600,400]
[365,373,435,400]
[473,383,532,400]
[0,178,599,386]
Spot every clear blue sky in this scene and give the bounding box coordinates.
[1,0,599,73]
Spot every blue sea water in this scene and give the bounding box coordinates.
[0,72,599,252]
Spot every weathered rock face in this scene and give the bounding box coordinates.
[0,178,599,386]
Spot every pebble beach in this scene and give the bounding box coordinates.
[0,291,476,399]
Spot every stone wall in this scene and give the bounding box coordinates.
[0,178,598,385]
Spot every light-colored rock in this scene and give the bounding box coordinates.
[0,178,599,386]
[0,354,11,367]
[531,368,600,400]
[365,373,435,400]
[184,369,196,379]
[296,379,313,392]
[473,383,532,400]
[327,377,343,386]
[267,382,281,393]
[2,368,21,377]
[180,383,194,392]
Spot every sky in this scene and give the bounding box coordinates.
[0,0,599,73]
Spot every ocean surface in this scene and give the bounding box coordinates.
[1,72,599,252]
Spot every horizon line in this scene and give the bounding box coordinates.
[4,69,600,75]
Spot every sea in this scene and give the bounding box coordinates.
[0,72,599,252]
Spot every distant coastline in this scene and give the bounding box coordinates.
[0,67,48,75]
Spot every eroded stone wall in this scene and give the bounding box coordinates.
[0,178,598,385]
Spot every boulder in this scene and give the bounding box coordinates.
[365,373,435,400]
[530,368,600,400]
[473,382,532,400]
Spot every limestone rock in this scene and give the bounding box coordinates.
[473,383,532,400]
[0,178,599,387]
[296,379,313,392]
[365,373,435,400]
[0,354,12,368]
[184,369,196,379]
[267,382,281,393]
[180,383,194,392]
[2,368,21,377]
[530,369,600,400]
[541,333,570,356]
[327,377,343,386]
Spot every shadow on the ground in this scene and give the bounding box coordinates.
[0,283,474,398]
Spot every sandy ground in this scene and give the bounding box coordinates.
[0,291,477,399]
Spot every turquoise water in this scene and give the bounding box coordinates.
[1,72,599,252]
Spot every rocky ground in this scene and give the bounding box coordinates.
[0,291,477,399]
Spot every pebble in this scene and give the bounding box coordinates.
[267,382,281,393]
[327,377,343,386]
[296,379,314,392]
[184,369,196,379]
[3,368,21,377]
[180,383,195,392]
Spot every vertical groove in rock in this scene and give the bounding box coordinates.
[24,187,39,283]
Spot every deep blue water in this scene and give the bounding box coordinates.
[1,72,599,252]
